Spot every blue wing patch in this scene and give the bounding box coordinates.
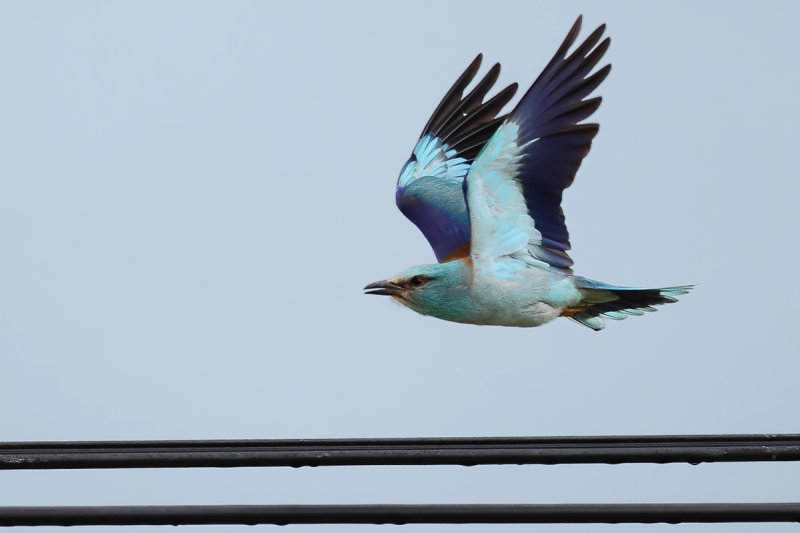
[395,55,518,262]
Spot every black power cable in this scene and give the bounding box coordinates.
[0,503,798,526]
[1,434,798,469]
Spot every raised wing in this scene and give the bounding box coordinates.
[396,55,518,263]
[465,15,611,272]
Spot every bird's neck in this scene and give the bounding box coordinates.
[406,259,477,323]
[437,257,473,284]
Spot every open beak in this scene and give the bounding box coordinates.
[363,280,403,296]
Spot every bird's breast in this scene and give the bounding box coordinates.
[465,261,580,327]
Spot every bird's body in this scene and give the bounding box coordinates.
[365,16,691,330]
[390,259,579,327]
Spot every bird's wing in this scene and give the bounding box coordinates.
[465,16,610,272]
[396,55,518,263]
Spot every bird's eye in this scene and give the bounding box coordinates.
[409,275,427,288]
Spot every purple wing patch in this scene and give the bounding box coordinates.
[506,16,611,268]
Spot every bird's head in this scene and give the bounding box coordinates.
[364,262,468,318]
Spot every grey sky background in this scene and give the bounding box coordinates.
[1,1,799,532]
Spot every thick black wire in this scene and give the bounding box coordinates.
[0,503,798,526]
[1,434,798,469]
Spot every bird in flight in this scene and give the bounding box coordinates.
[364,16,691,330]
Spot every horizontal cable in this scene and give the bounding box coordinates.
[0,503,798,526]
[0,434,799,470]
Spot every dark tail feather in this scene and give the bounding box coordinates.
[570,277,693,330]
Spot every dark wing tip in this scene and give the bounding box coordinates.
[465,54,483,78]
[561,15,585,55]
[420,54,485,136]
[571,15,583,37]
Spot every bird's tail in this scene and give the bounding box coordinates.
[568,277,693,331]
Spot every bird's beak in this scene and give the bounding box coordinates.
[363,280,403,296]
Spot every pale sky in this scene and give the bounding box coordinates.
[1,2,799,532]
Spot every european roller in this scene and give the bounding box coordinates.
[364,16,691,330]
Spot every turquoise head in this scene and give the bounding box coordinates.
[364,261,471,321]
